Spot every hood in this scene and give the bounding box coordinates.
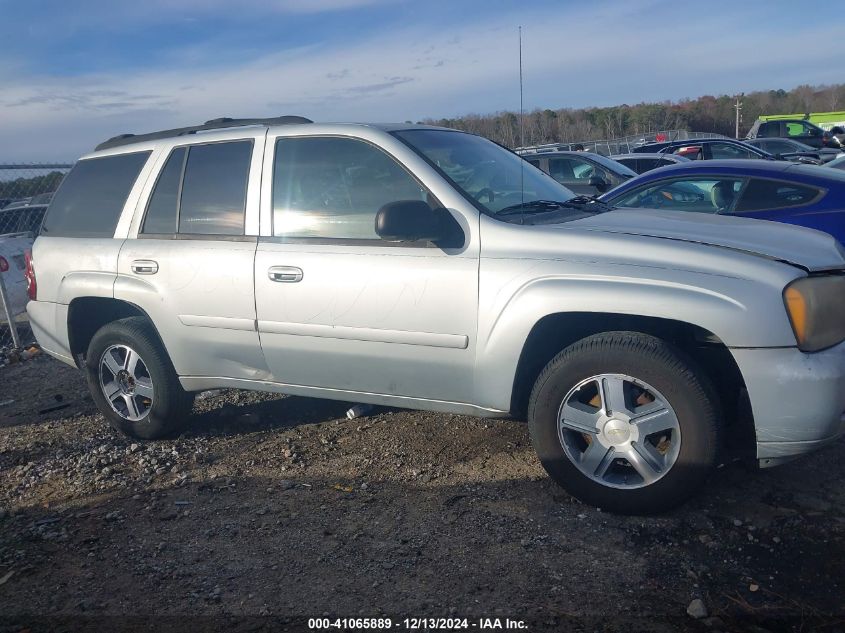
[566,208,845,272]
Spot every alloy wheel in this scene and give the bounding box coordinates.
[557,374,681,489]
[99,344,155,422]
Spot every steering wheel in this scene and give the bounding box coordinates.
[474,187,495,203]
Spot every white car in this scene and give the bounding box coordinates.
[0,203,46,321]
[0,235,30,321]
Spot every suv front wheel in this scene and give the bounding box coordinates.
[528,331,720,514]
[85,317,193,439]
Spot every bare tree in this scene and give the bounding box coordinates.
[422,83,845,147]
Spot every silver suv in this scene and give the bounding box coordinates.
[26,117,845,513]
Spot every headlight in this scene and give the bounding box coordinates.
[783,275,845,352]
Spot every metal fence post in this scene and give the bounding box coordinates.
[0,271,22,350]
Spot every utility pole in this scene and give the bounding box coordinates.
[518,26,524,149]
[734,94,744,139]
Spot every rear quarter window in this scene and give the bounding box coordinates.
[41,151,150,238]
[735,179,821,213]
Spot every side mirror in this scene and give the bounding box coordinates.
[589,175,610,192]
[375,200,446,243]
[809,128,820,136]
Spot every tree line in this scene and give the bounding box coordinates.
[421,83,845,148]
[0,172,66,201]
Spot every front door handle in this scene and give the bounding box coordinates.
[131,259,159,275]
[268,266,303,283]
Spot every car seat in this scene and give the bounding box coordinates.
[710,180,737,212]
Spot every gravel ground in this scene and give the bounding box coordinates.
[0,354,843,633]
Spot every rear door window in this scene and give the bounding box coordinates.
[179,141,252,235]
[735,179,820,213]
[140,141,252,236]
[142,147,186,234]
[41,151,150,238]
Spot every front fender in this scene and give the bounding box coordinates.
[473,258,799,412]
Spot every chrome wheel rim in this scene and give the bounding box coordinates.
[557,374,681,489]
[99,345,154,422]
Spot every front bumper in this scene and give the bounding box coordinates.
[731,341,845,465]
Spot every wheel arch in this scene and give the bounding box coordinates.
[67,297,167,368]
[507,312,754,458]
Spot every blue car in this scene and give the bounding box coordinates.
[599,159,845,244]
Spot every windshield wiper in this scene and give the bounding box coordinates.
[497,200,571,216]
[497,197,612,216]
[564,195,612,209]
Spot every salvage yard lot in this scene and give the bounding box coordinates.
[0,355,843,632]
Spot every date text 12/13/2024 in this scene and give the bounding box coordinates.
[308,617,528,630]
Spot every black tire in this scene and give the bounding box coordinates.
[527,331,720,514]
[85,317,193,439]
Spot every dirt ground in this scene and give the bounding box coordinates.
[0,354,843,633]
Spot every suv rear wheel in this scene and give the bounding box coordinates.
[85,317,193,439]
[528,331,720,514]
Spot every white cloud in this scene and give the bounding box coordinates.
[1,0,842,160]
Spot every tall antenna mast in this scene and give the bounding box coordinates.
[518,25,525,215]
[519,25,524,149]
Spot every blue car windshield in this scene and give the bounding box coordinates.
[394,129,576,214]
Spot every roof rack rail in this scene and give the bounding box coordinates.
[95,115,313,151]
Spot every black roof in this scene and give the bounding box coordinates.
[95,115,312,152]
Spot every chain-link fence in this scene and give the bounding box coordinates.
[1,163,72,367]
[516,130,729,156]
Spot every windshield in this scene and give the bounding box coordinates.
[393,129,576,214]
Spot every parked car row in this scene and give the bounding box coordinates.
[632,137,828,164]
[523,142,844,244]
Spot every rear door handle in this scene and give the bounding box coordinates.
[131,259,158,275]
[268,266,303,283]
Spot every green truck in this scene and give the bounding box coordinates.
[759,111,845,133]
[748,111,845,148]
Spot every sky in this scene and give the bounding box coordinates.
[0,0,841,162]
